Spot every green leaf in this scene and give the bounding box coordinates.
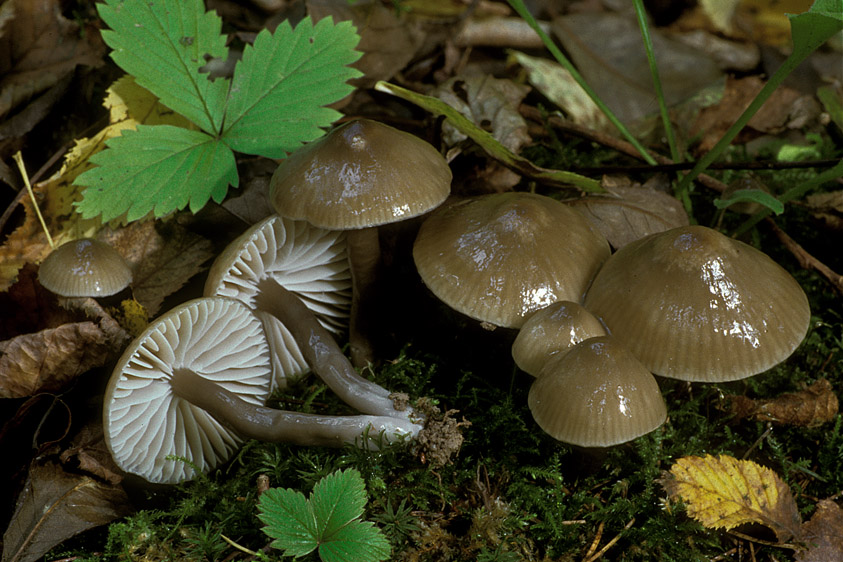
[257,469,390,562]
[74,125,238,222]
[97,0,229,134]
[222,17,362,157]
[319,521,391,562]
[258,487,319,557]
[713,189,784,215]
[375,81,603,193]
[789,0,843,58]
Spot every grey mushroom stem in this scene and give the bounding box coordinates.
[254,277,421,423]
[170,370,420,447]
[346,227,381,367]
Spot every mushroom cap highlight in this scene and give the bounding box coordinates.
[528,336,667,447]
[413,192,611,328]
[38,238,132,297]
[584,225,811,382]
[512,301,608,376]
[204,215,351,390]
[269,119,452,230]
[104,297,271,484]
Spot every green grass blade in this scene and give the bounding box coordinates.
[374,81,603,193]
[97,0,229,134]
[222,17,362,157]
[74,125,238,221]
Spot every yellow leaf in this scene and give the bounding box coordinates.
[659,454,802,543]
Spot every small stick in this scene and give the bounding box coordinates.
[583,518,636,562]
[766,218,843,294]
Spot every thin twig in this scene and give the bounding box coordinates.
[583,518,636,562]
[766,218,843,295]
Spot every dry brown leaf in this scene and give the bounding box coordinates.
[659,454,802,543]
[796,500,843,562]
[805,190,843,233]
[1,460,131,562]
[308,0,425,89]
[101,220,214,316]
[59,423,125,486]
[0,0,104,120]
[728,379,839,428]
[567,177,689,249]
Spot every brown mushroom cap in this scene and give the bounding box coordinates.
[269,119,452,230]
[104,297,271,484]
[528,336,667,447]
[512,301,608,376]
[38,238,132,297]
[584,225,811,382]
[413,192,611,328]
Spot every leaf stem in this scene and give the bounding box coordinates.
[13,151,54,250]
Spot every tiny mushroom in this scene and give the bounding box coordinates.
[512,301,608,377]
[204,214,418,423]
[38,238,132,298]
[104,297,421,484]
[584,225,811,382]
[528,336,667,447]
[413,192,611,329]
[269,118,452,364]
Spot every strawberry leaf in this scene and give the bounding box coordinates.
[97,0,229,134]
[221,17,362,157]
[75,125,237,221]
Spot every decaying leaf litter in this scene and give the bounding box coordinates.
[0,0,842,561]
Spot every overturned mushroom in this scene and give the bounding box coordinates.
[584,225,811,382]
[204,214,417,422]
[38,238,132,298]
[528,335,667,447]
[104,297,421,484]
[413,192,610,329]
[269,118,452,364]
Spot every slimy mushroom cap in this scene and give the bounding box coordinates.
[584,225,811,382]
[269,119,452,230]
[528,336,667,447]
[413,192,611,328]
[38,238,132,297]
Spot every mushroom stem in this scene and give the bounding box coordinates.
[346,227,381,367]
[171,370,419,447]
[255,278,419,422]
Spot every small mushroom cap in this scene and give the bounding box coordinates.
[413,192,611,328]
[38,238,132,297]
[104,297,271,484]
[204,215,351,390]
[269,119,452,230]
[512,301,608,376]
[528,336,667,447]
[584,225,811,382]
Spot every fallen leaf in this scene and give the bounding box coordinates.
[805,190,843,233]
[434,73,531,154]
[0,0,104,120]
[1,460,131,562]
[728,379,839,427]
[308,0,425,89]
[796,499,843,562]
[659,454,802,543]
[101,220,214,316]
[59,423,125,486]
[567,176,689,249]
[551,12,723,127]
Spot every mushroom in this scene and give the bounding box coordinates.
[204,214,351,391]
[38,238,132,298]
[413,192,611,329]
[528,336,667,447]
[204,214,418,422]
[512,301,608,377]
[104,297,421,484]
[584,225,811,382]
[269,118,452,365]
